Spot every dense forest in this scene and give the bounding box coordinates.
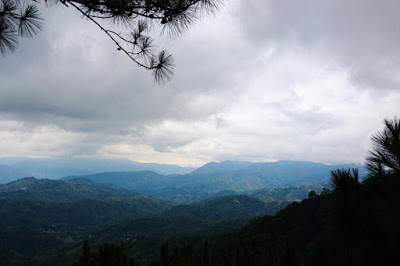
[0,118,399,265]
[72,118,400,266]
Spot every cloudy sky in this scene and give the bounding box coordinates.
[0,0,399,167]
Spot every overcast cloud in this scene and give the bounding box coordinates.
[0,0,399,166]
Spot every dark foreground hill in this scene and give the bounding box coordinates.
[136,172,400,266]
[0,197,169,237]
[0,178,297,265]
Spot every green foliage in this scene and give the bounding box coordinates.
[366,117,400,176]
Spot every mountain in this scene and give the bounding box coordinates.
[0,157,364,192]
[190,161,255,176]
[63,160,364,194]
[190,160,366,191]
[0,157,195,183]
[61,161,365,193]
[0,177,143,201]
[63,171,172,193]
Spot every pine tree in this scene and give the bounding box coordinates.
[366,117,400,177]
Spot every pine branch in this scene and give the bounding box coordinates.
[1,0,222,82]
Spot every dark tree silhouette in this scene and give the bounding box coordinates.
[307,190,317,199]
[366,117,400,177]
[74,240,135,266]
[0,0,222,82]
[330,168,359,192]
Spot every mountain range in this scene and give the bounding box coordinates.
[63,160,366,194]
[0,157,195,183]
[0,157,366,196]
[0,161,362,265]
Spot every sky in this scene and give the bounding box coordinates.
[0,0,399,167]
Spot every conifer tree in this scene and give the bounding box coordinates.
[366,117,400,177]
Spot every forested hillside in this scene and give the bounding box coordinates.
[0,177,142,201]
[142,170,400,265]
[72,118,400,266]
[0,119,398,266]
[0,177,317,264]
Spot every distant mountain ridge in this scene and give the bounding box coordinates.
[63,160,366,194]
[190,161,255,175]
[0,157,195,183]
[63,171,170,193]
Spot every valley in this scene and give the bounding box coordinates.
[0,159,337,265]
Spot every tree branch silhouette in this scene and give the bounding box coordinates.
[0,0,222,83]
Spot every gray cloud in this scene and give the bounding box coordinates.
[237,0,400,91]
[0,1,399,166]
[0,4,244,133]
